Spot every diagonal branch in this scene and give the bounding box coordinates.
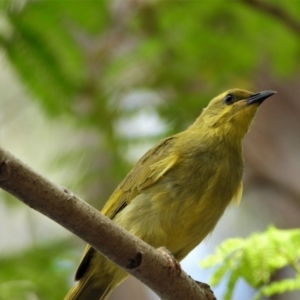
[0,147,214,300]
[242,0,300,36]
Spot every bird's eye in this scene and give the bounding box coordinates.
[223,94,234,105]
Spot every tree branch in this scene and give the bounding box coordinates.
[0,147,214,300]
[241,0,300,36]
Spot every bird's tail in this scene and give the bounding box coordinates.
[65,246,128,300]
[64,276,113,300]
[65,261,128,300]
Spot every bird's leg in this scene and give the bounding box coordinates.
[194,280,217,300]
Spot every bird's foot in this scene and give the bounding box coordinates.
[157,246,181,275]
[194,280,216,300]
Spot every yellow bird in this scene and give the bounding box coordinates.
[65,89,275,300]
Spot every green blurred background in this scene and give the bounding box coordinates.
[0,0,300,299]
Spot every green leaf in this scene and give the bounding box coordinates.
[201,226,300,300]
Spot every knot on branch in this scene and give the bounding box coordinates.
[126,251,142,269]
[62,186,74,200]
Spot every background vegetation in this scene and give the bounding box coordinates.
[0,0,300,299]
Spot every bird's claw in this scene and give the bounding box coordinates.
[157,246,181,275]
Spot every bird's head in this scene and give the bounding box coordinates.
[198,88,276,138]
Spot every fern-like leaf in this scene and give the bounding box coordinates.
[201,226,300,300]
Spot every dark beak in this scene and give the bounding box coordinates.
[247,90,276,105]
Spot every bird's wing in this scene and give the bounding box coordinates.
[101,136,178,219]
[75,136,178,281]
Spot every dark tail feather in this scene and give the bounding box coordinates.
[64,277,112,300]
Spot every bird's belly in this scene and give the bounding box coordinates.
[113,176,236,261]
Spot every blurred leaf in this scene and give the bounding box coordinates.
[0,1,300,298]
[3,1,87,115]
[0,240,78,300]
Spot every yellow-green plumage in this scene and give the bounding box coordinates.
[65,89,275,300]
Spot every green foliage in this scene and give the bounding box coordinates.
[2,1,87,115]
[201,226,300,300]
[1,2,300,297]
[1,1,300,196]
[0,240,77,300]
[2,0,300,125]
